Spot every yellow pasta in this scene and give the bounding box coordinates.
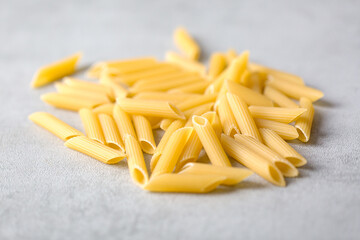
[98,113,125,152]
[263,86,299,108]
[295,97,315,142]
[208,53,227,79]
[144,173,226,193]
[55,83,111,103]
[226,49,237,63]
[254,118,299,140]
[152,127,193,177]
[99,74,128,99]
[227,51,249,83]
[259,128,307,167]
[248,106,307,124]
[234,134,298,177]
[206,67,229,93]
[65,136,125,164]
[201,111,222,138]
[183,103,214,119]
[31,52,82,88]
[227,93,262,142]
[147,116,163,130]
[165,51,206,75]
[41,93,105,111]
[267,76,324,102]
[124,134,149,186]
[216,94,240,137]
[117,98,185,119]
[179,163,253,186]
[113,104,137,141]
[105,61,160,76]
[174,27,200,60]
[248,72,267,93]
[29,112,83,141]
[132,115,156,154]
[192,116,231,167]
[239,69,251,86]
[221,134,285,187]
[79,108,106,144]
[168,81,210,94]
[175,130,202,171]
[93,103,115,116]
[160,119,173,131]
[134,91,200,104]
[176,93,217,112]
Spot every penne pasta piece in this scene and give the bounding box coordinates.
[179,163,253,185]
[259,128,307,167]
[184,102,214,119]
[79,108,106,144]
[105,61,160,76]
[201,111,222,139]
[176,93,217,112]
[168,80,210,94]
[239,70,251,86]
[267,76,324,102]
[132,115,156,154]
[234,134,298,177]
[192,116,231,167]
[248,72,267,93]
[65,136,125,164]
[208,53,227,79]
[150,120,185,171]
[113,104,137,141]
[152,127,193,177]
[132,71,198,89]
[226,80,274,107]
[263,86,299,108]
[134,91,200,104]
[221,134,285,187]
[99,74,129,99]
[117,98,185,119]
[165,51,206,75]
[125,134,149,186]
[226,49,237,63]
[295,97,315,142]
[160,119,173,131]
[41,93,105,111]
[254,118,299,140]
[147,116,163,130]
[29,112,83,141]
[93,103,115,116]
[144,173,226,193]
[55,82,111,103]
[227,51,249,83]
[216,94,240,137]
[31,52,82,88]
[227,93,262,142]
[98,113,125,152]
[248,106,307,124]
[206,68,229,93]
[174,27,200,60]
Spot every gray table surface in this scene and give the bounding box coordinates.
[1,0,360,239]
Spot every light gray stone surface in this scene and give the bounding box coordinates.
[1,0,359,239]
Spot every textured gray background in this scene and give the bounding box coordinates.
[1,0,360,239]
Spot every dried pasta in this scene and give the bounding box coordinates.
[132,115,156,154]
[79,108,106,144]
[295,97,315,142]
[254,118,299,140]
[174,27,200,60]
[98,113,125,152]
[248,106,307,124]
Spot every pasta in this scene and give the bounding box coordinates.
[254,118,299,140]
[234,134,298,177]
[98,113,125,152]
[295,97,315,142]
[93,103,115,116]
[227,51,249,83]
[183,103,214,119]
[104,61,160,76]
[41,93,105,111]
[179,162,253,186]
[79,108,106,144]
[176,93,217,112]
[134,91,200,104]
[131,72,197,90]
[55,82,111,103]
[160,119,173,131]
[263,86,299,108]
[208,53,227,79]
[165,51,206,75]
[192,116,231,167]
[132,115,156,154]
[124,134,149,186]
[31,52,82,88]
[99,74,129,99]
[113,104,137,141]
[226,49,237,63]
[248,106,307,124]
[259,128,307,167]
[117,98,185,119]
[216,94,240,137]
[168,81,210,94]
[248,72,266,93]
[65,136,125,164]
[221,134,285,187]
[29,112,83,141]
[227,93,262,142]
[174,27,200,60]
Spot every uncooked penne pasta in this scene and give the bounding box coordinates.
[227,51,249,83]
[132,115,156,154]
[192,116,231,167]
[99,74,128,99]
[184,103,214,119]
[179,163,253,186]
[152,127,193,177]
[295,97,315,142]
[31,52,82,88]
[201,111,222,139]
[206,68,229,93]
[160,119,173,131]
[259,128,307,167]
[79,108,105,144]
[234,134,298,177]
[174,27,200,60]
[147,116,163,130]
[113,105,137,141]
[41,93,105,111]
[65,136,125,164]
[144,173,226,193]
[55,82,111,103]
[134,91,200,104]
[98,113,125,152]
[267,76,324,102]
[165,51,206,76]
[248,106,307,124]
[208,53,227,79]
[239,70,251,86]
[226,49,237,63]
[254,118,299,140]
[263,86,299,108]
[176,93,217,112]
[217,94,240,137]
[248,72,267,93]
[29,112,83,141]
[227,93,262,142]
[93,103,115,116]
[221,134,285,187]
[105,61,160,76]
[117,98,185,119]
[168,80,209,94]
[125,134,149,186]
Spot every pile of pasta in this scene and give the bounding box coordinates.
[29,27,324,193]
